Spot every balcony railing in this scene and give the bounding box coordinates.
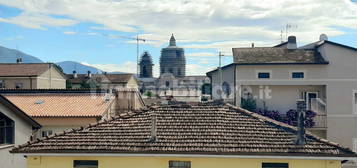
[310,98,327,128]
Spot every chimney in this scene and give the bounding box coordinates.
[73,70,77,78]
[295,99,306,145]
[287,36,297,49]
[251,43,255,48]
[149,113,157,142]
[16,58,23,63]
[87,71,91,78]
[319,34,328,41]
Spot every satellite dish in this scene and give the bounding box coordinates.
[319,34,328,41]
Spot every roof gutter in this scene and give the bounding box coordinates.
[19,153,357,161]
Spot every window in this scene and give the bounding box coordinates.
[0,80,4,88]
[0,112,15,144]
[15,83,23,89]
[353,138,357,152]
[41,130,53,138]
[258,72,270,79]
[166,81,170,87]
[73,160,98,168]
[262,163,289,168]
[169,161,191,168]
[292,72,304,78]
[354,91,357,114]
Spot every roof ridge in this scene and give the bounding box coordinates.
[226,103,354,153]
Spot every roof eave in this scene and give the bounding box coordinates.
[13,152,357,161]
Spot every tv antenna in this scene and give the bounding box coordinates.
[281,24,298,42]
[99,33,147,76]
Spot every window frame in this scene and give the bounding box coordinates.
[73,160,98,168]
[262,162,289,168]
[256,70,272,79]
[353,90,357,114]
[290,71,305,79]
[0,112,15,145]
[15,83,23,89]
[353,138,357,152]
[0,80,5,88]
[169,160,191,168]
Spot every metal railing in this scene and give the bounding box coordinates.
[310,98,327,128]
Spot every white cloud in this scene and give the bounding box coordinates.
[186,64,215,76]
[186,52,215,57]
[63,31,76,35]
[0,12,78,30]
[0,0,356,49]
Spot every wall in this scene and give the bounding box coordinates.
[0,103,34,168]
[210,65,235,100]
[37,67,66,89]
[26,156,341,168]
[0,77,36,89]
[34,117,98,138]
[245,85,325,113]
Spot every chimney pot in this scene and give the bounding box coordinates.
[287,36,297,49]
[73,70,77,78]
[295,99,306,145]
[16,58,23,63]
[319,34,328,41]
[149,113,157,142]
[87,71,92,78]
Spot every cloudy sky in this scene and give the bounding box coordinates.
[0,0,357,76]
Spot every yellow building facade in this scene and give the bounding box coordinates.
[26,156,342,168]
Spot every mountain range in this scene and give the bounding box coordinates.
[0,45,107,74]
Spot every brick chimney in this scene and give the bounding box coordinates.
[287,36,297,49]
[295,99,306,145]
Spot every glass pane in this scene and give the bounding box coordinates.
[5,126,14,144]
[262,163,289,168]
[73,160,98,168]
[258,73,270,78]
[292,72,304,78]
[169,161,191,168]
[0,127,5,144]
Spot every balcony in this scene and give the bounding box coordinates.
[309,98,327,129]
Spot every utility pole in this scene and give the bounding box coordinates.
[219,51,224,100]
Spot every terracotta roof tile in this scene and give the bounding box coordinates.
[0,63,52,76]
[4,93,113,117]
[66,74,134,84]
[11,104,357,157]
[233,48,327,64]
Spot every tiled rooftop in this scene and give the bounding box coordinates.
[0,63,53,76]
[233,48,328,64]
[4,93,114,117]
[11,103,356,157]
[66,74,134,84]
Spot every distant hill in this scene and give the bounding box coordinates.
[0,45,43,63]
[56,61,103,74]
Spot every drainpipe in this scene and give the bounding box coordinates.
[234,64,237,106]
[295,99,306,145]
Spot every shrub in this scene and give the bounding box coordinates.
[241,96,257,112]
